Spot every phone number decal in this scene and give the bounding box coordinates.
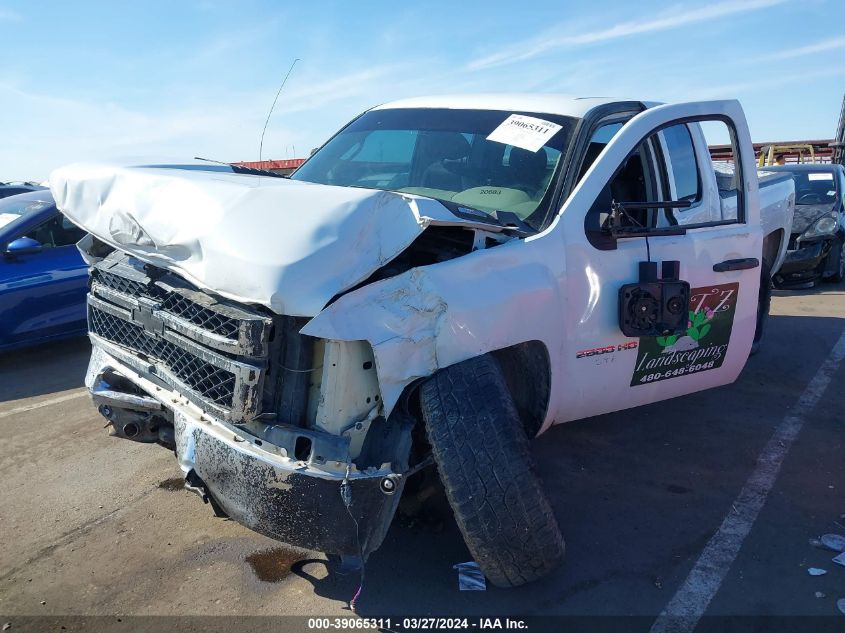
[638,361,716,384]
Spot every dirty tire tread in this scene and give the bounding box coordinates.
[420,355,564,587]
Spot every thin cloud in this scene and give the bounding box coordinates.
[679,66,845,101]
[467,0,789,71]
[760,36,845,61]
[0,8,23,21]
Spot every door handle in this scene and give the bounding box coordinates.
[713,257,759,272]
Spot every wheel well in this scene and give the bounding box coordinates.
[402,341,551,442]
[762,229,783,270]
[490,341,551,438]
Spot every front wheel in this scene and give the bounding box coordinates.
[419,354,564,587]
[823,238,845,283]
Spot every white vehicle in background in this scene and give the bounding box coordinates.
[51,95,794,587]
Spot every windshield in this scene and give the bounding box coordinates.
[0,193,53,230]
[786,170,839,206]
[291,108,577,229]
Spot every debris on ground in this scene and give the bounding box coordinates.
[2,623,10,631]
[816,591,826,599]
[808,567,828,576]
[454,562,486,591]
[833,552,845,567]
[809,537,824,548]
[821,534,845,552]
[838,598,845,615]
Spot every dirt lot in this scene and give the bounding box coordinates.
[0,286,843,630]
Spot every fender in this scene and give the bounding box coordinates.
[301,237,567,422]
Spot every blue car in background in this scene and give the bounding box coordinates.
[0,190,88,352]
[0,182,46,200]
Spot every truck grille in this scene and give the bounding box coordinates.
[89,307,237,406]
[87,251,273,420]
[159,294,241,338]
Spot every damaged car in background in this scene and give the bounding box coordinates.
[765,163,845,287]
[50,95,794,587]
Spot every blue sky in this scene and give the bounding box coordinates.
[1,0,842,181]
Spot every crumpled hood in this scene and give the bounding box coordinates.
[50,162,485,316]
[791,203,836,234]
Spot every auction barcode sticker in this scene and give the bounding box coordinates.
[486,114,562,152]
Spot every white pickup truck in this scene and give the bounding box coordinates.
[52,95,794,587]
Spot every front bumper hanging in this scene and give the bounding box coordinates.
[87,344,404,558]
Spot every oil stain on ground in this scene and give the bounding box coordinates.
[158,477,185,491]
[245,547,305,582]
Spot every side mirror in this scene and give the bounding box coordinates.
[5,236,43,257]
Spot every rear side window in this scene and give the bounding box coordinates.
[661,124,700,202]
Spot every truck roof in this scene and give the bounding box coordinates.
[372,94,643,118]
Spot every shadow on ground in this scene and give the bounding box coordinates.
[0,336,90,402]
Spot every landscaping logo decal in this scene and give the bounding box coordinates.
[631,282,738,386]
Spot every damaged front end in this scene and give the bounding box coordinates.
[58,160,546,561]
[85,248,414,557]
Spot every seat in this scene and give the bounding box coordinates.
[506,147,548,197]
[419,133,472,192]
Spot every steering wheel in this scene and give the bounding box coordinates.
[798,192,823,204]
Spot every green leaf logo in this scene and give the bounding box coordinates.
[657,335,679,348]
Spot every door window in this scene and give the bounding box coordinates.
[584,115,745,249]
[585,135,661,239]
[660,124,701,203]
[699,120,744,222]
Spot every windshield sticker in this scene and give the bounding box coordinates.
[486,114,562,153]
[808,173,834,181]
[0,213,20,229]
[631,282,738,386]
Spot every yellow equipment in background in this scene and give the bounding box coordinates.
[758,144,816,167]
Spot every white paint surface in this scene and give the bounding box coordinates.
[56,99,793,428]
[49,162,504,317]
[372,94,634,118]
[650,328,845,633]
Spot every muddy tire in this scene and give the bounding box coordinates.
[750,259,772,356]
[419,354,564,587]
